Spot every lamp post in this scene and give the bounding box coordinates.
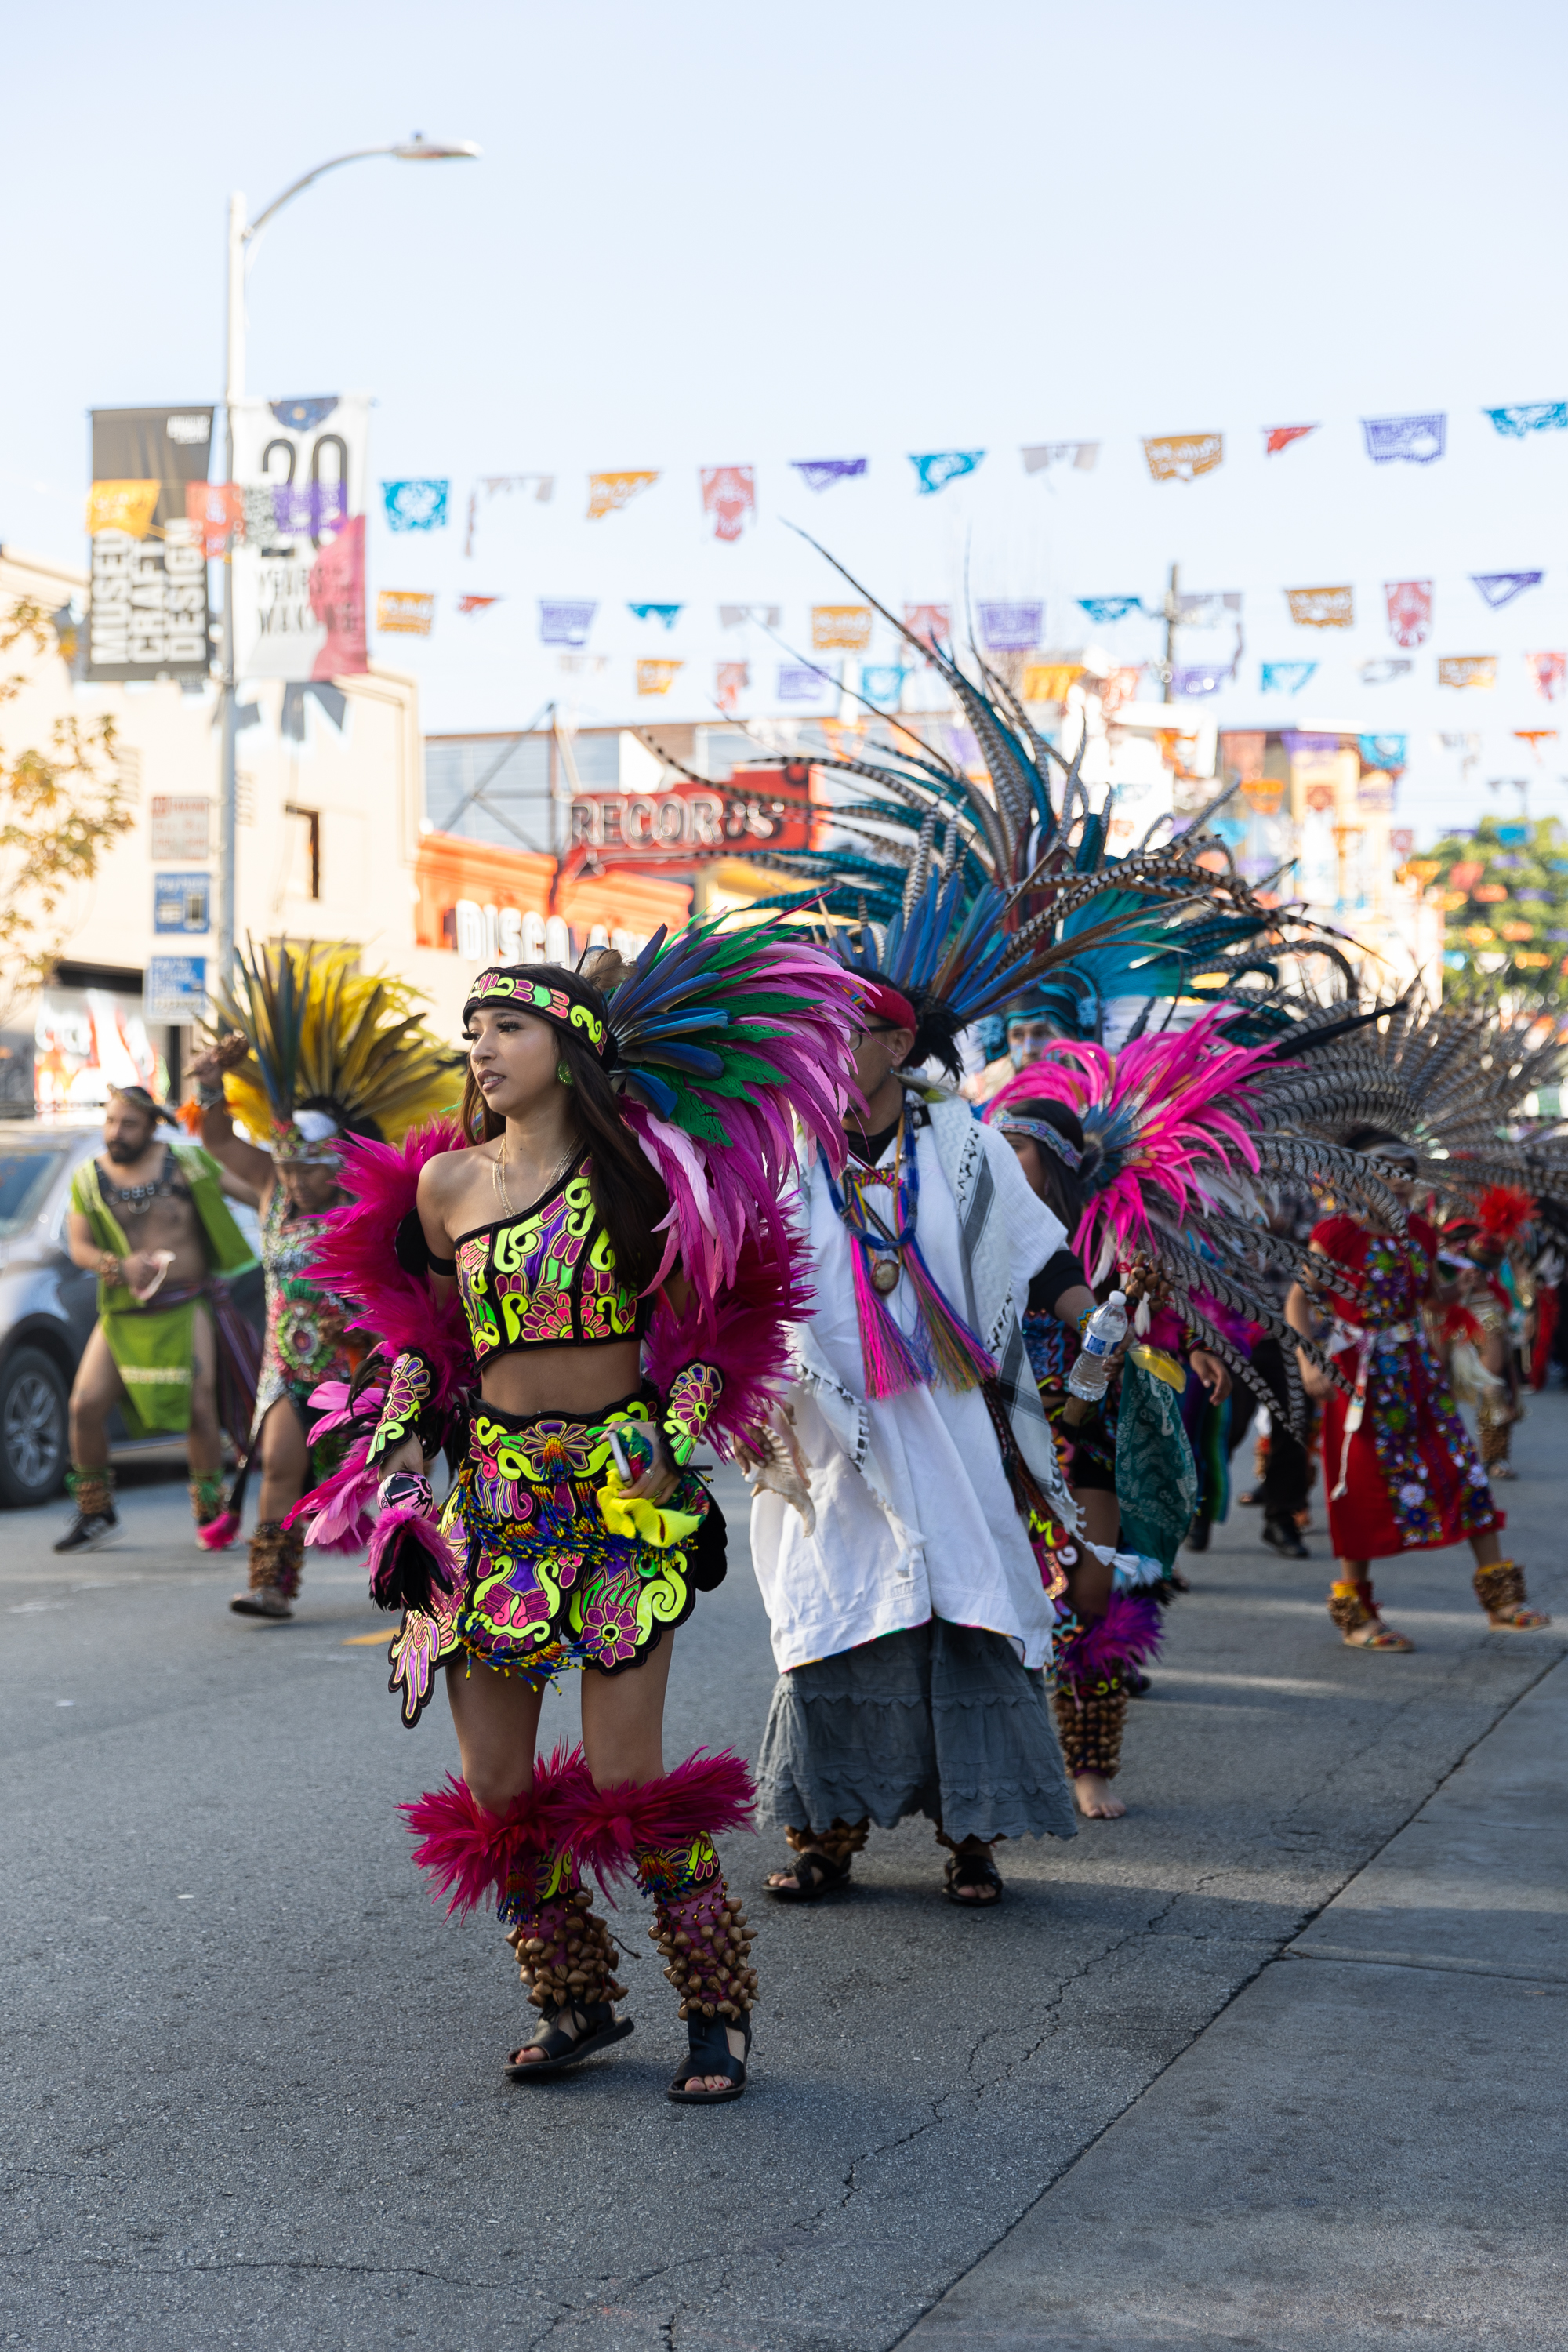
[216,136,479,993]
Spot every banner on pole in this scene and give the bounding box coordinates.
[777,664,826,701]
[1362,413,1446,464]
[1359,733,1407,771]
[1021,442,1098,474]
[909,450,984,495]
[715,661,749,713]
[636,659,682,696]
[1360,658,1413,685]
[628,603,682,629]
[1077,596,1141,624]
[587,470,659,520]
[902,604,951,654]
[382,479,448,532]
[1385,579,1433,647]
[1438,656,1497,689]
[463,474,554,557]
[700,466,756,541]
[811,605,873,652]
[230,394,369,681]
[860,665,907,706]
[789,459,867,491]
[977,601,1042,651]
[1261,661,1316,694]
[1265,425,1318,455]
[719,604,780,630]
[87,407,214,682]
[539,600,597,647]
[1472,571,1544,608]
[1484,403,1567,438]
[1286,586,1353,629]
[1142,433,1223,482]
[1526,652,1566,701]
[376,590,434,637]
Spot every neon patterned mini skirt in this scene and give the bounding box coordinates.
[387,1392,726,1728]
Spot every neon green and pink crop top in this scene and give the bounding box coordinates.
[451,1162,646,1361]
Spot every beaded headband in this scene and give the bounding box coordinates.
[994,1114,1083,1172]
[463,968,608,1053]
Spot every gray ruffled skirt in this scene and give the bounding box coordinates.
[757,1618,1077,1846]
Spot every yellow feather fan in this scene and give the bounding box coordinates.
[208,938,459,1148]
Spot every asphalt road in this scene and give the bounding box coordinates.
[4,1401,1566,2351]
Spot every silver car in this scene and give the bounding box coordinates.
[0,1122,263,1508]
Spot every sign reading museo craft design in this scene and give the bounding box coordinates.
[570,766,812,863]
[87,407,214,681]
[230,395,370,681]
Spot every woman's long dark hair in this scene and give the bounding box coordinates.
[1002,1096,1088,1233]
[459,961,671,1294]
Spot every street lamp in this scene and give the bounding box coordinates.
[216,135,480,990]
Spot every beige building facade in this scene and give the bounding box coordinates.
[0,543,470,1111]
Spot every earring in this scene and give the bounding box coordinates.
[557,1060,573,1085]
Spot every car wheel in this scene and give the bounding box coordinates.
[0,1346,69,1506]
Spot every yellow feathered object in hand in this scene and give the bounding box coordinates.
[209,938,459,1148]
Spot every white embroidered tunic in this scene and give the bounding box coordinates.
[750,1098,1068,1675]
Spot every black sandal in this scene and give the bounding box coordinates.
[666,2013,751,2104]
[942,1848,1003,1907]
[505,1998,634,2082]
[764,1848,851,1903]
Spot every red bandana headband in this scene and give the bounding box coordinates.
[463,968,608,1054]
[860,980,918,1034]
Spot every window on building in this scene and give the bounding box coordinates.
[284,805,321,900]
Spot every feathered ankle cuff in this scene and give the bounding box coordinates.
[559,1750,756,1893]
[401,1744,593,1916]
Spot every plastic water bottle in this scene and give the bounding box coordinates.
[1067,1290,1129,1402]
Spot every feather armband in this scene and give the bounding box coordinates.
[368,1472,462,1614]
[662,1362,723,1466]
[368,1350,436,1465]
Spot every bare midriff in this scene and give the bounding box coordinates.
[429,1276,644,1420]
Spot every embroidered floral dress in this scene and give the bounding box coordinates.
[384,1161,723,1729]
[1312,1211,1499,1559]
[255,1185,355,1474]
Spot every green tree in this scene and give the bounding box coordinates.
[0,598,133,1025]
[1420,813,1568,1011]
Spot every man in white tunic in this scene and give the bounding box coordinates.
[750,975,1102,1906]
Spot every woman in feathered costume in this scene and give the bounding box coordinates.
[292,922,860,2103]
[1276,996,1558,1647]
[980,1013,1325,1809]
[187,940,458,1617]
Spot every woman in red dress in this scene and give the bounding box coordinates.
[1286,1133,1548,1650]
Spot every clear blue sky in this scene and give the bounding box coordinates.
[5,0,1566,841]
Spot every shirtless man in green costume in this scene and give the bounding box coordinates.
[58,1085,258,1552]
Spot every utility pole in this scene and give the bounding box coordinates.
[213,138,478,1000]
[216,191,245,1000]
[1160,561,1180,703]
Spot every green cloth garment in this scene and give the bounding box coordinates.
[70,1145,256,1437]
[1114,1359,1198,1573]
